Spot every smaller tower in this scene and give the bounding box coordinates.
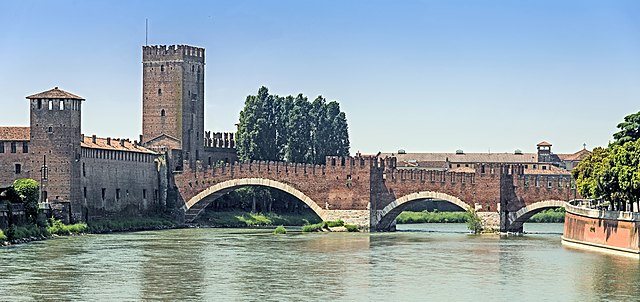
[27,87,84,221]
[537,141,552,162]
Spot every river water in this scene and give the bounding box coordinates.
[1,223,639,301]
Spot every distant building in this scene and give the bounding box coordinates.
[381,141,591,177]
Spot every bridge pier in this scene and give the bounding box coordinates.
[324,209,371,231]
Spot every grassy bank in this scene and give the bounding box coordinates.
[397,210,470,224]
[87,216,177,233]
[528,208,565,223]
[397,208,566,225]
[301,220,359,232]
[195,210,321,227]
[1,219,88,243]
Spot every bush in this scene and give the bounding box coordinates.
[528,208,565,223]
[87,216,175,233]
[465,208,483,234]
[0,229,6,241]
[47,218,88,235]
[13,178,40,222]
[302,220,345,232]
[325,220,344,227]
[302,222,325,232]
[396,211,469,224]
[6,224,49,240]
[273,225,287,234]
[344,224,359,232]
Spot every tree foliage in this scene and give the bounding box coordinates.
[13,178,40,222]
[573,122,640,211]
[613,111,640,145]
[236,86,350,164]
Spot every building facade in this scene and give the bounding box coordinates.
[0,44,237,222]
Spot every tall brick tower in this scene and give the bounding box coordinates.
[26,87,84,221]
[141,45,205,166]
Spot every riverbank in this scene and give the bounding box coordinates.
[397,209,566,224]
[1,216,182,247]
[193,210,321,227]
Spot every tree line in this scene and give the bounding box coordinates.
[573,111,640,211]
[236,86,350,164]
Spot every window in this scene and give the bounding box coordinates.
[101,188,106,201]
[161,109,165,117]
[158,88,162,95]
[10,142,16,153]
[82,162,86,177]
[542,165,547,170]
[14,164,21,174]
[143,189,147,199]
[48,127,53,133]
[22,142,28,153]
[0,142,4,153]
[83,187,87,198]
[160,65,165,72]
[191,65,194,72]
[37,99,42,109]
[49,100,53,110]
[116,189,121,200]
[59,100,64,110]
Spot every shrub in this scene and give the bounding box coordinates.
[302,222,325,232]
[47,218,88,235]
[0,229,6,241]
[344,224,359,232]
[273,225,287,234]
[325,220,344,228]
[6,224,49,240]
[465,208,483,234]
[13,178,40,222]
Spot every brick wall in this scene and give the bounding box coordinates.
[0,141,31,187]
[80,148,163,220]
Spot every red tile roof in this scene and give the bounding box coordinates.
[563,149,591,161]
[26,87,84,100]
[537,141,552,147]
[0,127,30,141]
[81,136,156,154]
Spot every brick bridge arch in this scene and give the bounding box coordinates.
[505,200,566,233]
[182,178,327,222]
[375,191,471,231]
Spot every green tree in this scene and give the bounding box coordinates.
[285,94,312,162]
[13,178,40,222]
[236,87,281,161]
[236,87,350,163]
[613,111,640,145]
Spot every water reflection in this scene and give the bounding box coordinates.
[1,224,640,301]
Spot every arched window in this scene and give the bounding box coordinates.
[158,88,162,95]
[48,126,53,133]
[161,109,165,117]
[161,65,165,72]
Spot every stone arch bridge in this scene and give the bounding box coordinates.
[174,155,574,232]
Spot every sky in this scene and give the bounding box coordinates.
[0,0,638,154]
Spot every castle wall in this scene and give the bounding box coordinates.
[80,147,162,220]
[0,141,31,187]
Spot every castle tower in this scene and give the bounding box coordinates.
[537,141,552,162]
[141,45,205,165]
[26,87,84,221]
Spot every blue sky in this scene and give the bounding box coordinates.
[1,0,638,154]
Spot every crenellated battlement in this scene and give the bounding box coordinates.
[205,131,235,149]
[142,44,205,61]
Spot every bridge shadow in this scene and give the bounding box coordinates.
[376,196,468,232]
[186,184,324,225]
[182,178,328,223]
